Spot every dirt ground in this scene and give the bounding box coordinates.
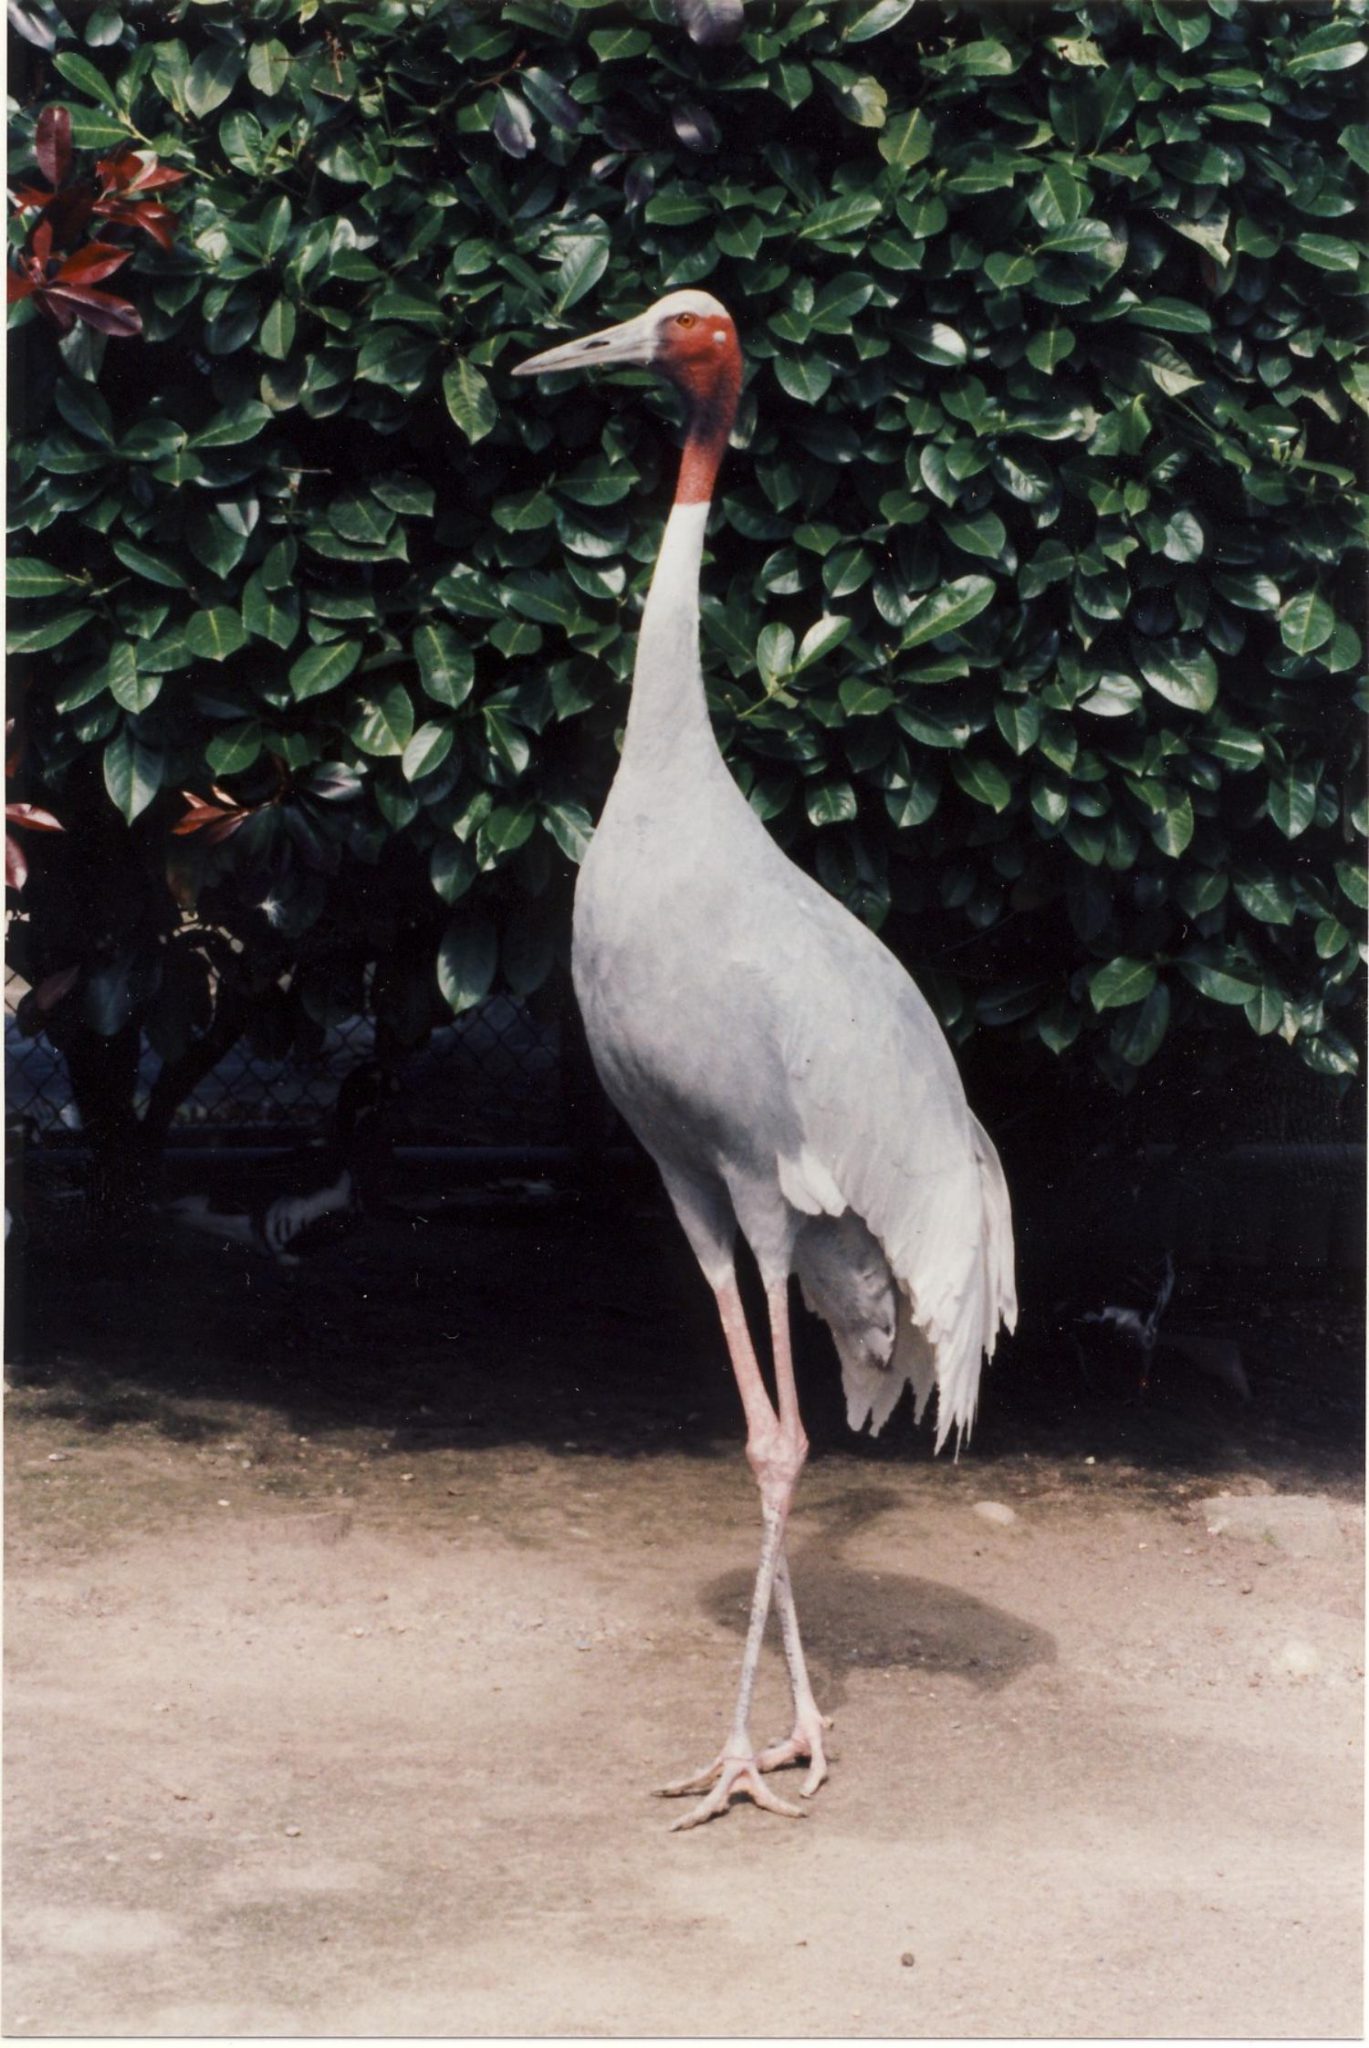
[4,1179,1364,2039]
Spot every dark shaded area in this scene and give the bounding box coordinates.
[6,1139,1362,1492]
[699,1485,1057,1713]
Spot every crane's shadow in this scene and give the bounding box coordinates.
[695,1485,1056,1710]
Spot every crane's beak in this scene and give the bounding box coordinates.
[511,309,657,378]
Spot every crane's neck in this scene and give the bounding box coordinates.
[621,343,742,778]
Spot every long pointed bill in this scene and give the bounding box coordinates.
[511,310,657,378]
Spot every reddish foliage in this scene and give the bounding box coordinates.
[173,789,258,845]
[7,105,185,337]
[6,708,64,895]
[6,803,64,833]
[5,800,64,894]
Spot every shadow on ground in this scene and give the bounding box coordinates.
[698,1488,1057,1711]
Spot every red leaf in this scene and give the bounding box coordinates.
[94,145,143,191]
[57,240,132,284]
[174,789,254,842]
[35,106,72,191]
[41,285,142,337]
[5,803,63,833]
[94,197,179,251]
[5,834,28,892]
[7,270,37,306]
[39,184,99,246]
[131,163,188,192]
[203,812,250,844]
[34,964,80,1012]
[173,795,231,836]
[33,287,79,334]
[9,181,53,213]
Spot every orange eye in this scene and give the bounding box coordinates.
[675,312,697,328]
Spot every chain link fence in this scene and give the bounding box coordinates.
[5,970,571,1149]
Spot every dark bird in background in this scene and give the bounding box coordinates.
[167,1063,400,1266]
[1073,1251,1251,1403]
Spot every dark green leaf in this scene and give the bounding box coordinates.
[183,608,247,662]
[437,916,498,1015]
[102,728,160,822]
[1134,639,1218,713]
[1111,982,1170,1066]
[290,640,362,701]
[901,575,996,648]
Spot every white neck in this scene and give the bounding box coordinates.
[620,501,720,776]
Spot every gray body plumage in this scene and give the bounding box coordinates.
[573,500,1016,1448]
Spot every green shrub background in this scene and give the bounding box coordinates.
[7,0,1366,1143]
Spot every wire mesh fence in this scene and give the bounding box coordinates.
[4,970,570,1148]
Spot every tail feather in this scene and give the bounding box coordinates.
[795,1115,1016,1451]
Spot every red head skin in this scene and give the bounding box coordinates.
[655,309,743,507]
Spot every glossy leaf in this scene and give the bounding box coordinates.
[437,916,498,1015]
[1088,957,1157,1011]
[289,640,361,701]
[900,576,996,649]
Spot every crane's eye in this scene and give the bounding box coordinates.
[674,312,697,328]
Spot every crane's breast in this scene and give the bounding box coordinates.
[570,819,800,1182]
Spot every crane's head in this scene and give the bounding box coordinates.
[511,289,741,411]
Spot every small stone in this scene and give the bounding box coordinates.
[147,1852,164,1864]
[973,1501,1017,1527]
[901,1952,916,1968]
[575,1638,592,1651]
[217,1499,230,1508]
[1279,1639,1321,1680]
[284,1825,302,1838]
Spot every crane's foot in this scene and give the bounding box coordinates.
[757,1707,834,1799]
[661,1704,833,1804]
[661,1752,806,1832]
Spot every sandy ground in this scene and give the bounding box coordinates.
[4,1188,1364,2039]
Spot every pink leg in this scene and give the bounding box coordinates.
[663,1278,828,1829]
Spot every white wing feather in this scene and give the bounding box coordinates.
[775,886,1017,1449]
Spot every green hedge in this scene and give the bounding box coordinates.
[6,0,1366,1107]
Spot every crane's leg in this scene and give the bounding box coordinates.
[662,1278,828,1829]
[757,1548,833,1798]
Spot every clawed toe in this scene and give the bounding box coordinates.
[666,1755,806,1831]
[756,1711,834,1797]
[659,1756,725,1798]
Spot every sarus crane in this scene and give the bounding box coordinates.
[513,290,1017,1829]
